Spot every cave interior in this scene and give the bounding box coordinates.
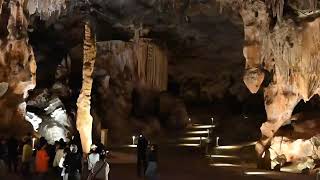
[2,0,320,175]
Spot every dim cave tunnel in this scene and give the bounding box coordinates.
[3,0,320,179]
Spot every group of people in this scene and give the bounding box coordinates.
[0,134,110,180]
[137,134,158,180]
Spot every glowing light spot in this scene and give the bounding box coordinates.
[209,163,241,167]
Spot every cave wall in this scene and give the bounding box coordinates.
[68,36,188,143]
[0,0,37,135]
[217,0,320,160]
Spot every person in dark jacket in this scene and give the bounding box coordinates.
[145,144,158,180]
[137,134,148,177]
[7,136,18,172]
[0,138,8,177]
[64,144,82,180]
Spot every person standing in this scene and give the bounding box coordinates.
[21,138,33,177]
[88,144,100,172]
[145,144,159,180]
[53,142,65,178]
[88,150,110,180]
[0,138,8,177]
[64,144,82,180]
[137,134,148,177]
[35,140,49,180]
[7,136,18,173]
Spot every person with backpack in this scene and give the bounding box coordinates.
[87,150,110,180]
[88,144,100,172]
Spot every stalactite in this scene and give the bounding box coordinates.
[26,0,67,20]
[134,37,168,92]
[0,0,3,14]
[76,21,96,154]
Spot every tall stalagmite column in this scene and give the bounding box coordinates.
[76,22,96,154]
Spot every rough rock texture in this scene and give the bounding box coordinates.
[266,111,320,170]
[0,0,37,135]
[69,34,188,142]
[76,22,96,154]
[217,0,320,162]
[27,94,73,144]
[92,38,171,142]
[26,0,67,20]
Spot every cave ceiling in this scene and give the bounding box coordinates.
[28,0,248,103]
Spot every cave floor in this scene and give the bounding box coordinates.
[2,123,315,180]
[2,145,314,180]
[108,122,314,180]
[108,145,314,180]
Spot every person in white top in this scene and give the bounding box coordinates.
[89,150,110,180]
[88,144,100,171]
[53,142,65,177]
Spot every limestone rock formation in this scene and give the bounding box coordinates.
[27,0,67,20]
[217,0,320,163]
[0,0,37,135]
[27,94,73,144]
[267,111,320,170]
[93,38,169,142]
[76,22,96,154]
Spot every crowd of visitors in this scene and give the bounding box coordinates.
[0,134,110,180]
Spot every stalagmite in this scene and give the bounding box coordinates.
[76,22,96,154]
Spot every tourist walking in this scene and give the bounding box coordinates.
[145,144,159,180]
[21,138,33,177]
[137,134,148,177]
[64,144,82,180]
[35,139,49,180]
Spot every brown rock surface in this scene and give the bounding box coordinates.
[217,0,320,159]
[0,0,36,135]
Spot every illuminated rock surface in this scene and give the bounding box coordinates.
[0,0,37,135]
[216,1,320,164]
[76,22,96,154]
[27,90,73,144]
[4,0,320,171]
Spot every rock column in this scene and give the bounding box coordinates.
[76,22,96,154]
